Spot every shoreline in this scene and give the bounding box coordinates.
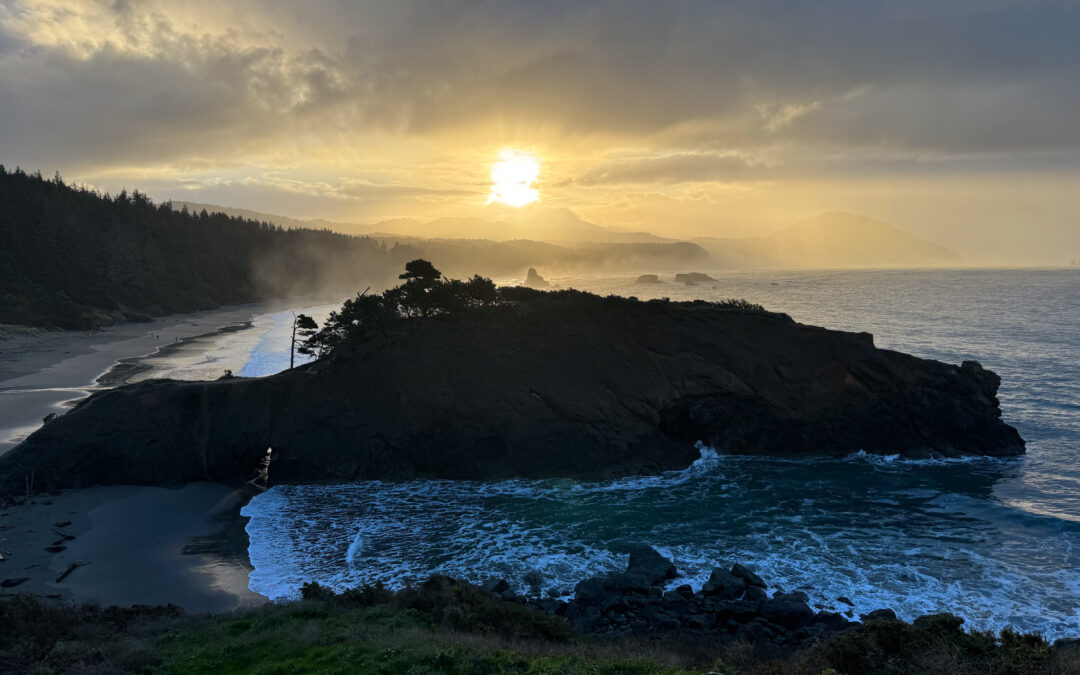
[0,482,267,612]
[94,319,255,387]
[0,302,282,454]
[0,299,329,611]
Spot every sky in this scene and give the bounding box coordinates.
[1,0,1078,264]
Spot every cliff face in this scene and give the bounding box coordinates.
[0,294,1024,495]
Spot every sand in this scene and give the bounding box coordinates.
[0,304,303,611]
[0,483,268,612]
[0,303,277,454]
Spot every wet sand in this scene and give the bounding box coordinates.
[0,483,268,611]
[0,301,332,610]
[0,303,273,454]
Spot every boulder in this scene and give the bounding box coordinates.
[626,546,677,585]
[742,585,768,610]
[736,620,771,643]
[860,608,898,622]
[730,563,766,588]
[572,571,652,609]
[482,578,511,594]
[811,611,855,633]
[701,568,747,600]
[714,601,759,623]
[913,612,965,633]
[761,591,814,629]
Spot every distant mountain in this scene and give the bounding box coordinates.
[175,202,670,245]
[174,203,705,278]
[696,212,963,269]
[364,236,713,279]
[178,202,963,271]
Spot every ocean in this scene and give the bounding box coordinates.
[240,268,1080,639]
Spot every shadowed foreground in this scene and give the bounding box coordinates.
[2,575,1077,675]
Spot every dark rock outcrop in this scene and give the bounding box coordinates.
[505,549,990,649]
[675,272,715,284]
[522,267,550,289]
[626,545,678,585]
[553,551,857,644]
[0,290,1024,495]
[634,274,662,284]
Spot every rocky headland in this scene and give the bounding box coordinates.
[0,284,1024,496]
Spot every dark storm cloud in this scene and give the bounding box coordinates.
[1,0,1079,172]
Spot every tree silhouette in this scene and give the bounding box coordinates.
[398,259,442,286]
[291,313,319,368]
[297,261,508,358]
[0,168,403,329]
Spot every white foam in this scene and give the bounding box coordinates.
[241,455,1080,640]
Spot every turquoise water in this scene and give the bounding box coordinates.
[243,269,1080,639]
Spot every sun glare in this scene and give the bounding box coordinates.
[488,149,540,207]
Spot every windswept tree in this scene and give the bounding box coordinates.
[291,313,319,368]
[398,259,442,286]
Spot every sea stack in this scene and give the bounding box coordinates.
[675,272,715,285]
[523,267,550,289]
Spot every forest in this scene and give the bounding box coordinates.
[0,167,416,329]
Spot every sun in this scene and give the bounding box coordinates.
[488,149,540,207]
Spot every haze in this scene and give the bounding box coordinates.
[1,0,1078,266]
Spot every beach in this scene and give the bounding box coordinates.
[0,304,295,612]
[0,303,281,455]
[0,482,267,611]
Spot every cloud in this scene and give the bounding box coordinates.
[567,153,768,186]
[3,0,1079,168]
[2,0,1079,255]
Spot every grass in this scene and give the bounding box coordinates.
[2,578,1078,674]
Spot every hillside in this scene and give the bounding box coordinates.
[177,202,712,278]
[696,212,964,269]
[367,236,713,278]
[182,202,964,271]
[177,201,670,244]
[0,168,411,329]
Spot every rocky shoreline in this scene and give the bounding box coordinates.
[468,546,1080,653]
[482,546,878,645]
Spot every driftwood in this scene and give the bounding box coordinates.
[1,577,29,588]
[55,561,86,583]
[50,528,74,542]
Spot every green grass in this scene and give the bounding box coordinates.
[2,578,1078,674]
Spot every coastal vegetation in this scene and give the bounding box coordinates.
[1,578,1076,674]
[297,259,761,359]
[0,167,414,329]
